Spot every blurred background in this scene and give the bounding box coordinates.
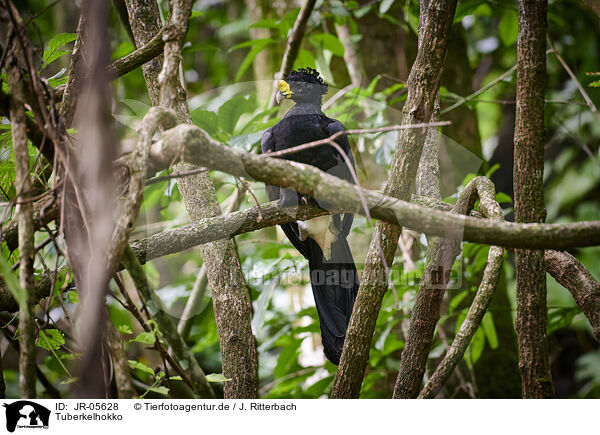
[1,0,599,398]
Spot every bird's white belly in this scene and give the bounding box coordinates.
[297,215,338,261]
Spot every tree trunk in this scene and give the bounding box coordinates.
[513,0,554,398]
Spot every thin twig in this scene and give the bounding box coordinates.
[145,167,208,185]
[440,65,517,115]
[548,38,600,123]
[263,122,451,159]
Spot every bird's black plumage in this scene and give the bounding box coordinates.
[261,68,359,364]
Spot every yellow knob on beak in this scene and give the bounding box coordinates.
[276,80,293,104]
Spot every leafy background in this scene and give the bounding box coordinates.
[0,0,598,398]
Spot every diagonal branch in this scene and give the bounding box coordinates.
[417,177,505,398]
[154,124,600,248]
[544,250,600,341]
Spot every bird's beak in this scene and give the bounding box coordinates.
[276,79,293,104]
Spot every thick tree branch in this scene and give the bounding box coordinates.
[545,250,600,341]
[2,195,59,251]
[155,123,600,248]
[59,12,85,128]
[54,27,166,102]
[393,175,479,398]
[131,201,327,264]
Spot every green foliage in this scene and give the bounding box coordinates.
[42,33,77,69]
[205,373,232,383]
[0,0,597,400]
[0,254,27,309]
[37,329,65,351]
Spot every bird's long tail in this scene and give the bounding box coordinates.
[306,237,359,365]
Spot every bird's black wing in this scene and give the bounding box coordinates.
[261,128,310,258]
[326,119,355,238]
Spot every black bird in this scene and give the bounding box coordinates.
[261,68,359,365]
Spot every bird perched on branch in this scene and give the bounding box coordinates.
[261,68,359,365]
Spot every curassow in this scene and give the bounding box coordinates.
[261,68,359,365]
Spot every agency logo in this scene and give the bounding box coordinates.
[3,401,50,432]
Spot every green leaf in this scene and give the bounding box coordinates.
[117,324,133,335]
[230,131,263,152]
[217,96,253,135]
[278,9,300,37]
[42,33,77,68]
[495,192,513,204]
[589,80,600,88]
[379,0,395,14]
[293,49,316,70]
[234,39,274,82]
[309,33,345,57]
[206,373,232,382]
[481,312,499,349]
[547,307,580,334]
[449,290,469,313]
[249,18,279,29]
[230,38,273,51]
[485,163,501,178]
[305,375,334,397]
[37,329,65,351]
[67,290,79,304]
[0,255,27,309]
[128,360,155,376]
[129,331,156,345]
[191,109,218,135]
[148,386,170,395]
[469,327,485,364]
[499,9,518,46]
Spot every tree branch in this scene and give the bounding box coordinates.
[121,247,215,398]
[130,0,258,399]
[155,123,600,247]
[105,317,137,398]
[2,195,59,251]
[330,0,458,398]
[54,27,166,102]
[417,177,505,398]
[393,175,479,398]
[6,22,37,397]
[545,250,600,341]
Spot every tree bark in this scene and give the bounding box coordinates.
[513,0,554,398]
[6,42,37,398]
[417,178,505,398]
[125,0,258,399]
[393,176,479,398]
[331,0,458,398]
[155,123,600,250]
[544,250,600,341]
